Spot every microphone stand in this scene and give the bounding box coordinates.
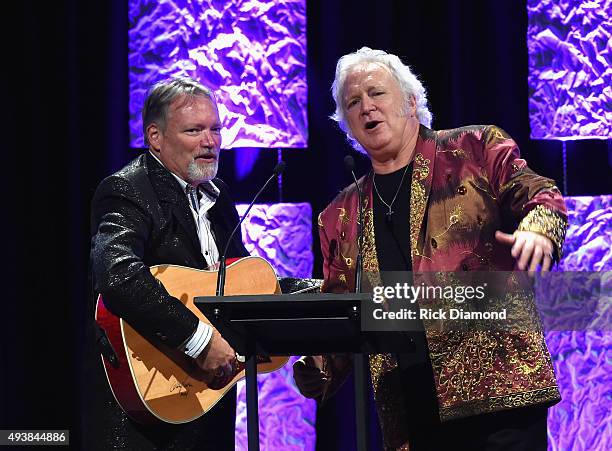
[344,156,370,451]
[215,161,285,297]
[214,161,285,451]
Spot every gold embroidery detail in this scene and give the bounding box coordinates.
[361,206,377,273]
[517,205,567,259]
[368,353,408,449]
[336,207,350,225]
[413,153,430,180]
[410,153,430,258]
[485,126,509,145]
[342,254,353,268]
[317,212,324,227]
[449,204,463,225]
[410,179,426,255]
[439,148,468,159]
[338,273,347,284]
[432,205,464,241]
[439,386,560,422]
[453,148,467,158]
[427,313,558,422]
[359,197,383,288]
[499,180,516,194]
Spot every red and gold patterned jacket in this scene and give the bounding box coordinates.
[318,125,567,450]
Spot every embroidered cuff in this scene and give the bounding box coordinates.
[517,205,567,261]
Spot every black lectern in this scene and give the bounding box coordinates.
[195,292,391,451]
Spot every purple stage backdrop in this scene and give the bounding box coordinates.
[546,195,612,451]
[128,0,307,149]
[527,5,610,446]
[527,0,611,139]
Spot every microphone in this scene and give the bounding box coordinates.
[215,161,286,296]
[343,155,363,293]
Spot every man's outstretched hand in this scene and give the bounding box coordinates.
[495,230,554,273]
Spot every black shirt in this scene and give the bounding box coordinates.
[372,163,440,428]
[372,164,413,272]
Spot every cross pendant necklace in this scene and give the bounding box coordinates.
[372,163,411,224]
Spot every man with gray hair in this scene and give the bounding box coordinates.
[90,77,248,449]
[294,48,567,450]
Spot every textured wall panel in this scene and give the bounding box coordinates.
[235,202,315,450]
[129,0,307,149]
[527,0,611,139]
[237,203,313,278]
[560,195,611,272]
[546,195,611,450]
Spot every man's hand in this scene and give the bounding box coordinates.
[293,355,329,399]
[495,230,554,273]
[195,330,236,388]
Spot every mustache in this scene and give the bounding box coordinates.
[194,151,218,159]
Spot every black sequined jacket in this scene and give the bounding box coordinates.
[90,152,248,348]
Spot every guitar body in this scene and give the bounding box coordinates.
[95,256,288,425]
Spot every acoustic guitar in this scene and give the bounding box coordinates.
[95,256,289,425]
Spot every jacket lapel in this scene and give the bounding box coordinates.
[359,174,383,289]
[409,126,436,269]
[361,174,379,271]
[144,153,203,260]
[207,198,227,255]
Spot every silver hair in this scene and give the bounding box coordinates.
[330,47,433,154]
[142,77,216,146]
